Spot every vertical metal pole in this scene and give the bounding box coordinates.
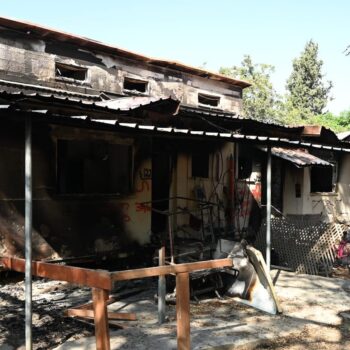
[25,116,33,350]
[266,146,272,272]
[158,244,166,324]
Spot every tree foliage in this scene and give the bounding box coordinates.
[220,55,280,122]
[286,40,332,118]
[307,110,350,133]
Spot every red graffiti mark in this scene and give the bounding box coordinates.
[135,202,151,213]
[251,183,261,202]
[120,202,131,222]
[136,180,150,193]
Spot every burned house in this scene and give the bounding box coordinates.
[0,16,249,262]
[2,15,350,350]
[0,16,350,276]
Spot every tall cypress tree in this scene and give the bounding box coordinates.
[286,40,332,119]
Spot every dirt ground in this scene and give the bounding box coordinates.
[1,268,350,350]
[0,274,93,349]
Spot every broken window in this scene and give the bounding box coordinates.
[123,77,148,93]
[310,164,337,193]
[57,140,132,195]
[55,63,87,81]
[192,153,209,178]
[198,93,220,107]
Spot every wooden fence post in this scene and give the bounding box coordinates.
[176,272,190,350]
[92,288,111,350]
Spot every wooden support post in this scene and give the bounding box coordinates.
[176,272,190,350]
[92,288,110,350]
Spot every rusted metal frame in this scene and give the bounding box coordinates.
[0,257,112,290]
[110,258,233,281]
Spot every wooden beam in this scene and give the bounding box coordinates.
[65,308,137,321]
[70,297,117,311]
[92,288,110,350]
[111,258,233,282]
[176,272,190,350]
[1,257,112,290]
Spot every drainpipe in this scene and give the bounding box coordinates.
[266,146,272,271]
[25,116,33,350]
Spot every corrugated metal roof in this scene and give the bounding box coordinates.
[95,96,179,112]
[0,16,251,89]
[0,106,346,152]
[0,91,349,152]
[270,148,332,167]
[337,131,350,141]
[0,89,179,114]
[0,79,100,100]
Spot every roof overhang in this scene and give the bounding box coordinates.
[260,147,333,167]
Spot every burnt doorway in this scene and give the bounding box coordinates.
[152,139,171,234]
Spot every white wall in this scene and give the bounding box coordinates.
[282,159,350,222]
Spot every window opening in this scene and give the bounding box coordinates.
[123,77,148,93]
[198,93,220,107]
[192,153,209,178]
[55,63,87,81]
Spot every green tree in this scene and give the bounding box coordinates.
[220,55,280,122]
[309,110,350,133]
[286,40,332,119]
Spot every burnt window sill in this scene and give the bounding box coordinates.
[55,76,90,87]
[123,89,149,96]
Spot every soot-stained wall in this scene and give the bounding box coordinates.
[0,119,152,260]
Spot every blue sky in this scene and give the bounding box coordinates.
[1,0,349,114]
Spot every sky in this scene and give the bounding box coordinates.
[1,0,349,114]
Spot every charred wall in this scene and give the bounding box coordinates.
[0,118,152,260]
[0,29,242,113]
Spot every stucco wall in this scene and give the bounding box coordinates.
[282,159,350,222]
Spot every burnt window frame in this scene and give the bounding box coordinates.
[123,77,149,94]
[56,138,134,197]
[310,163,337,194]
[191,153,210,179]
[198,93,221,108]
[55,62,88,83]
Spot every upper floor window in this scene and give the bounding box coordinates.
[123,77,148,93]
[198,93,220,107]
[55,63,87,82]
